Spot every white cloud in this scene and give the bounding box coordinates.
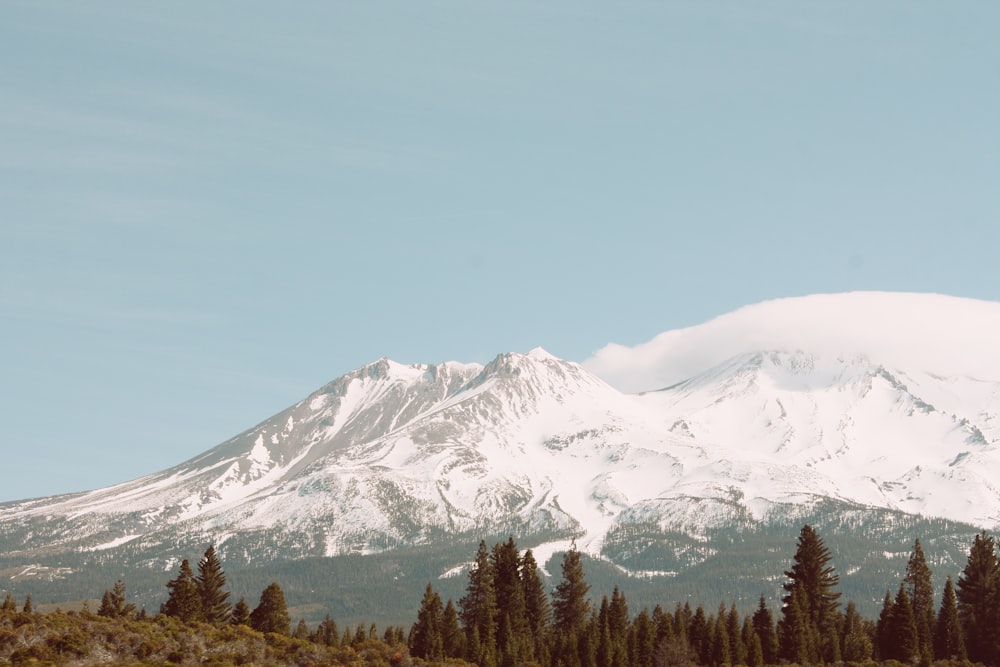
[583,292,1000,393]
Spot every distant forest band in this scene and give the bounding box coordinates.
[2,525,1000,666]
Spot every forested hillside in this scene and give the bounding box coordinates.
[4,525,1000,666]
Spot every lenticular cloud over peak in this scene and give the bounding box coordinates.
[583,292,1000,394]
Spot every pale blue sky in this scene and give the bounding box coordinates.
[2,2,999,502]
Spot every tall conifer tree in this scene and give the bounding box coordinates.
[250,582,291,635]
[231,597,251,627]
[162,559,202,623]
[521,548,551,658]
[196,545,231,625]
[904,538,935,665]
[956,531,1000,664]
[841,601,873,662]
[442,599,466,659]
[751,596,778,665]
[875,589,894,661]
[888,583,919,663]
[633,608,656,667]
[411,583,444,660]
[552,542,591,637]
[934,575,965,661]
[493,538,529,667]
[460,540,498,667]
[778,525,840,663]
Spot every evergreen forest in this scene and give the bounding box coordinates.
[4,526,1000,667]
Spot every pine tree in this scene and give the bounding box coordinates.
[726,604,744,667]
[652,604,675,649]
[742,617,763,667]
[294,618,310,640]
[875,589,894,661]
[957,531,1000,664]
[1,593,16,613]
[904,538,935,665]
[608,587,629,667]
[411,583,445,660]
[250,582,291,635]
[493,538,528,667]
[460,540,498,667]
[597,598,613,667]
[751,596,778,665]
[231,596,251,626]
[778,525,840,664]
[22,594,32,615]
[841,601,873,663]
[633,608,656,667]
[778,585,814,664]
[315,613,340,647]
[552,542,591,637]
[710,607,731,667]
[162,559,202,623]
[196,545,231,625]
[521,548,551,657]
[98,590,116,618]
[934,575,966,661]
[97,579,135,619]
[689,606,710,666]
[888,583,919,663]
[442,599,465,658]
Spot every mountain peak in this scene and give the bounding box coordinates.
[526,346,557,360]
[5,292,1000,605]
[585,292,1000,394]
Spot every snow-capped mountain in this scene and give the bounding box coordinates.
[2,292,999,614]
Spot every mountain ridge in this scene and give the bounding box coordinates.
[3,291,999,618]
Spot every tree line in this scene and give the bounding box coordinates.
[409,527,1000,667]
[7,527,1000,666]
[89,544,408,646]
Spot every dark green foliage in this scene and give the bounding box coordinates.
[231,595,251,626]
[493,537,529,667]
[904,537,935,665]
[778,585,815,664]
[885,583,919,663]
[777,524,840,663]
[710,605,730,667]
[553,542,591,637]
[410,583,444,660]
[522,547,551,656]
[725,603,743,666]
[956,531,1000,664]
[17,526,1000,667]
[439,598,463,658]
[98,579,135,619]
[162,559,202,623]
[688,605,709,665]
[460,540,499,667]
[875,589,894,660]
[607,587,629,667]
[750,596,778,665]
[741,616,763,667]
[840,600,873,662]
[934,575,966,660]
[314,613,340,647]
[633,607,656,667]
[196,544,231,625]
[250,582,291,635]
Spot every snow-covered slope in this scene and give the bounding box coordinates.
[2,292,999,574]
